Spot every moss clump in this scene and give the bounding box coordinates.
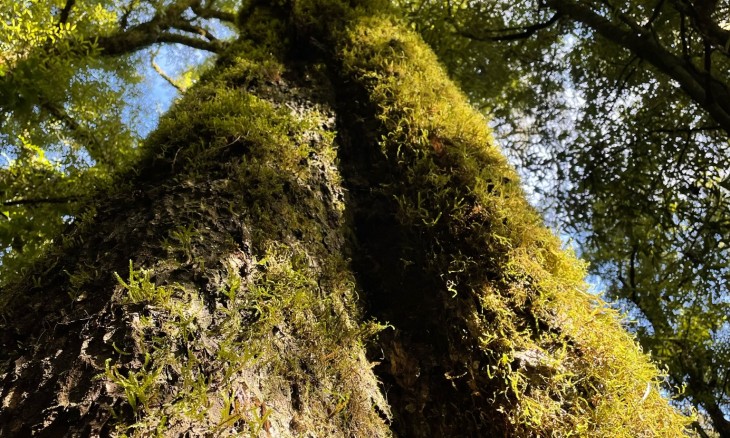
[95,36,391,435]
[330,13,691,436]
[106,248,389,437]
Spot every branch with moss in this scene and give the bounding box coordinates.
[191,0,237,23]
[96,17,229,55]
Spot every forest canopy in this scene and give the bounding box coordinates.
[1,0,728,436]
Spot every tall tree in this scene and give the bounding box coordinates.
[1,0,690,436]
[399,0,730,435]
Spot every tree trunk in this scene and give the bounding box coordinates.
[0,2,689,436]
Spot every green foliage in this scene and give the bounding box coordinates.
[104,353,161,416]
[0,0,136,163]
[113,261,173,305]
[0,0,142,289]
[0,0,235,291]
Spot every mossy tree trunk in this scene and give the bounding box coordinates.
[0,1,690,436]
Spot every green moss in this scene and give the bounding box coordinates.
[96,37,390,435]
[105,245,389,436]
[36,2,690,434]
[333,13,691,436]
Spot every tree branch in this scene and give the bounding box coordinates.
[191,2,236,23]
[670,0,730,54]
[1,197,80,207]
[151,56,186,92]
[452,13,562,42]
[96,0,229,56]
[58,0,76,25]
[545,0,730,136]
[174,22,219,41]
[96,22,228,55]
[157,32,226,52]
[645,0,667,28]
[119,1,136,29]
[689,375,730,437]
[692,420,712,438]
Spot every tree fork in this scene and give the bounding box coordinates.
[0,1,690,436]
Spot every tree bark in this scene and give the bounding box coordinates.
[0,2,690,436]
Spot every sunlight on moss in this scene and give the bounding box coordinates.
[336,12,692,436]
[97,36,391,435]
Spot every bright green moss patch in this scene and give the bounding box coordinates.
[334,14,691,436]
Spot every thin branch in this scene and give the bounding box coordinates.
[157,32,226,52]
[692,421,712,438]
[40,101,111,164]
[119,1,137,30]
[680,12,690,61]
[452,13,562,42]
[615,9,650,36]
[671,0,730,54]
[58,0,76,25]
[174,22,218,41]
[151,56,186,92]
[612,54,641,100]
[629,245,638,291]
[696,386,730,436]
[645,0,666,28]
[2,197,81,207]
[704,39,714,103]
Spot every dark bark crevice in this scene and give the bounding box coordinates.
[327,49,509,436]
